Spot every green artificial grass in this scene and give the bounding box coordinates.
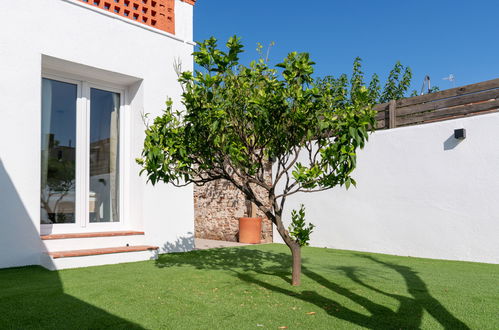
[1,244,498,329]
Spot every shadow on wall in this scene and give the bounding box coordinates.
[161,232,195,252]
[0,160,143,328]
[0,159,44,268]
[443,133,464,150]
[156,247,469,329]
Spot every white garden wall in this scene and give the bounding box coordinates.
[0,0,195,268]
[274,113,499,264]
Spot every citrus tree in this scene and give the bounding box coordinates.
[137,36,376,286]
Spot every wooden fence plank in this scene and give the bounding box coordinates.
[423,108,499,124]
[373,103,389,112]
[388,100,397,128]
[375,120,386,130]
[371,78,499,130]
[396,99,499,126]
[397,88,499,117]
[395,78,499,108]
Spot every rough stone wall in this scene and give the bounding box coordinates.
[194,168,273,243]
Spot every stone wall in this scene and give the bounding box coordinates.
[194,170,273,243]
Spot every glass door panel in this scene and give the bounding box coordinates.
[89,88,120,223]
[41,78,77,224]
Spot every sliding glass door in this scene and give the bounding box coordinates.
[41,77,123,231]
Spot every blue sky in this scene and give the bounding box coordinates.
[193,0,498,93]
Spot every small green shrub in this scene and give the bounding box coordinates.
[288,204,315,247]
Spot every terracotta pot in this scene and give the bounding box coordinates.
[238,217,262,244]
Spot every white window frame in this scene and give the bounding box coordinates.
[41,71,130,234]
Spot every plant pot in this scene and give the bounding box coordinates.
[238,217,262,244]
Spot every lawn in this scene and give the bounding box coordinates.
[1,244,498,329]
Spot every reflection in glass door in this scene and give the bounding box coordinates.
[89,88,120,223]
[41,78,77,224]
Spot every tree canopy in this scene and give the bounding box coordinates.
[138,36,404,285]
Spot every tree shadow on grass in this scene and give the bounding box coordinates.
[156,246,293,283]
[156,247,469,329]
[351,255,470,329]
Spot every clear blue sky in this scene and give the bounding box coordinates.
[193,0,498,93]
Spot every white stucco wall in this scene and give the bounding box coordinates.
[274,113,499,264]
[0,0,195,268]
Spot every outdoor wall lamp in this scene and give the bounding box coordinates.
[454,128,466,140]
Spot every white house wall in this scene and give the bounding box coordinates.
[0,0,194,268]
[274,113,499,264]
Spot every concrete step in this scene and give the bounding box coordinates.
[41,231,146,251]
[40,245,158,270]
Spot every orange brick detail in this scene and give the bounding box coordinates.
[77,0,175,34]
[41,231,145,240]
[180,0,196,5]
[48,246,159,259]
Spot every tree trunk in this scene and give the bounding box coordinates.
[272,212,302,286]
[290,243,301,286]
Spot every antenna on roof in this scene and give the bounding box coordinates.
[420,75,431,95]
[443,74,456,87]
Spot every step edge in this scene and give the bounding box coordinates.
[41,231,145,240]
[47,245,159,259]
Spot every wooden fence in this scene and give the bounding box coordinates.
[374,78,499,129]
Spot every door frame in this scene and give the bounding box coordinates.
[40,72,129,235]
